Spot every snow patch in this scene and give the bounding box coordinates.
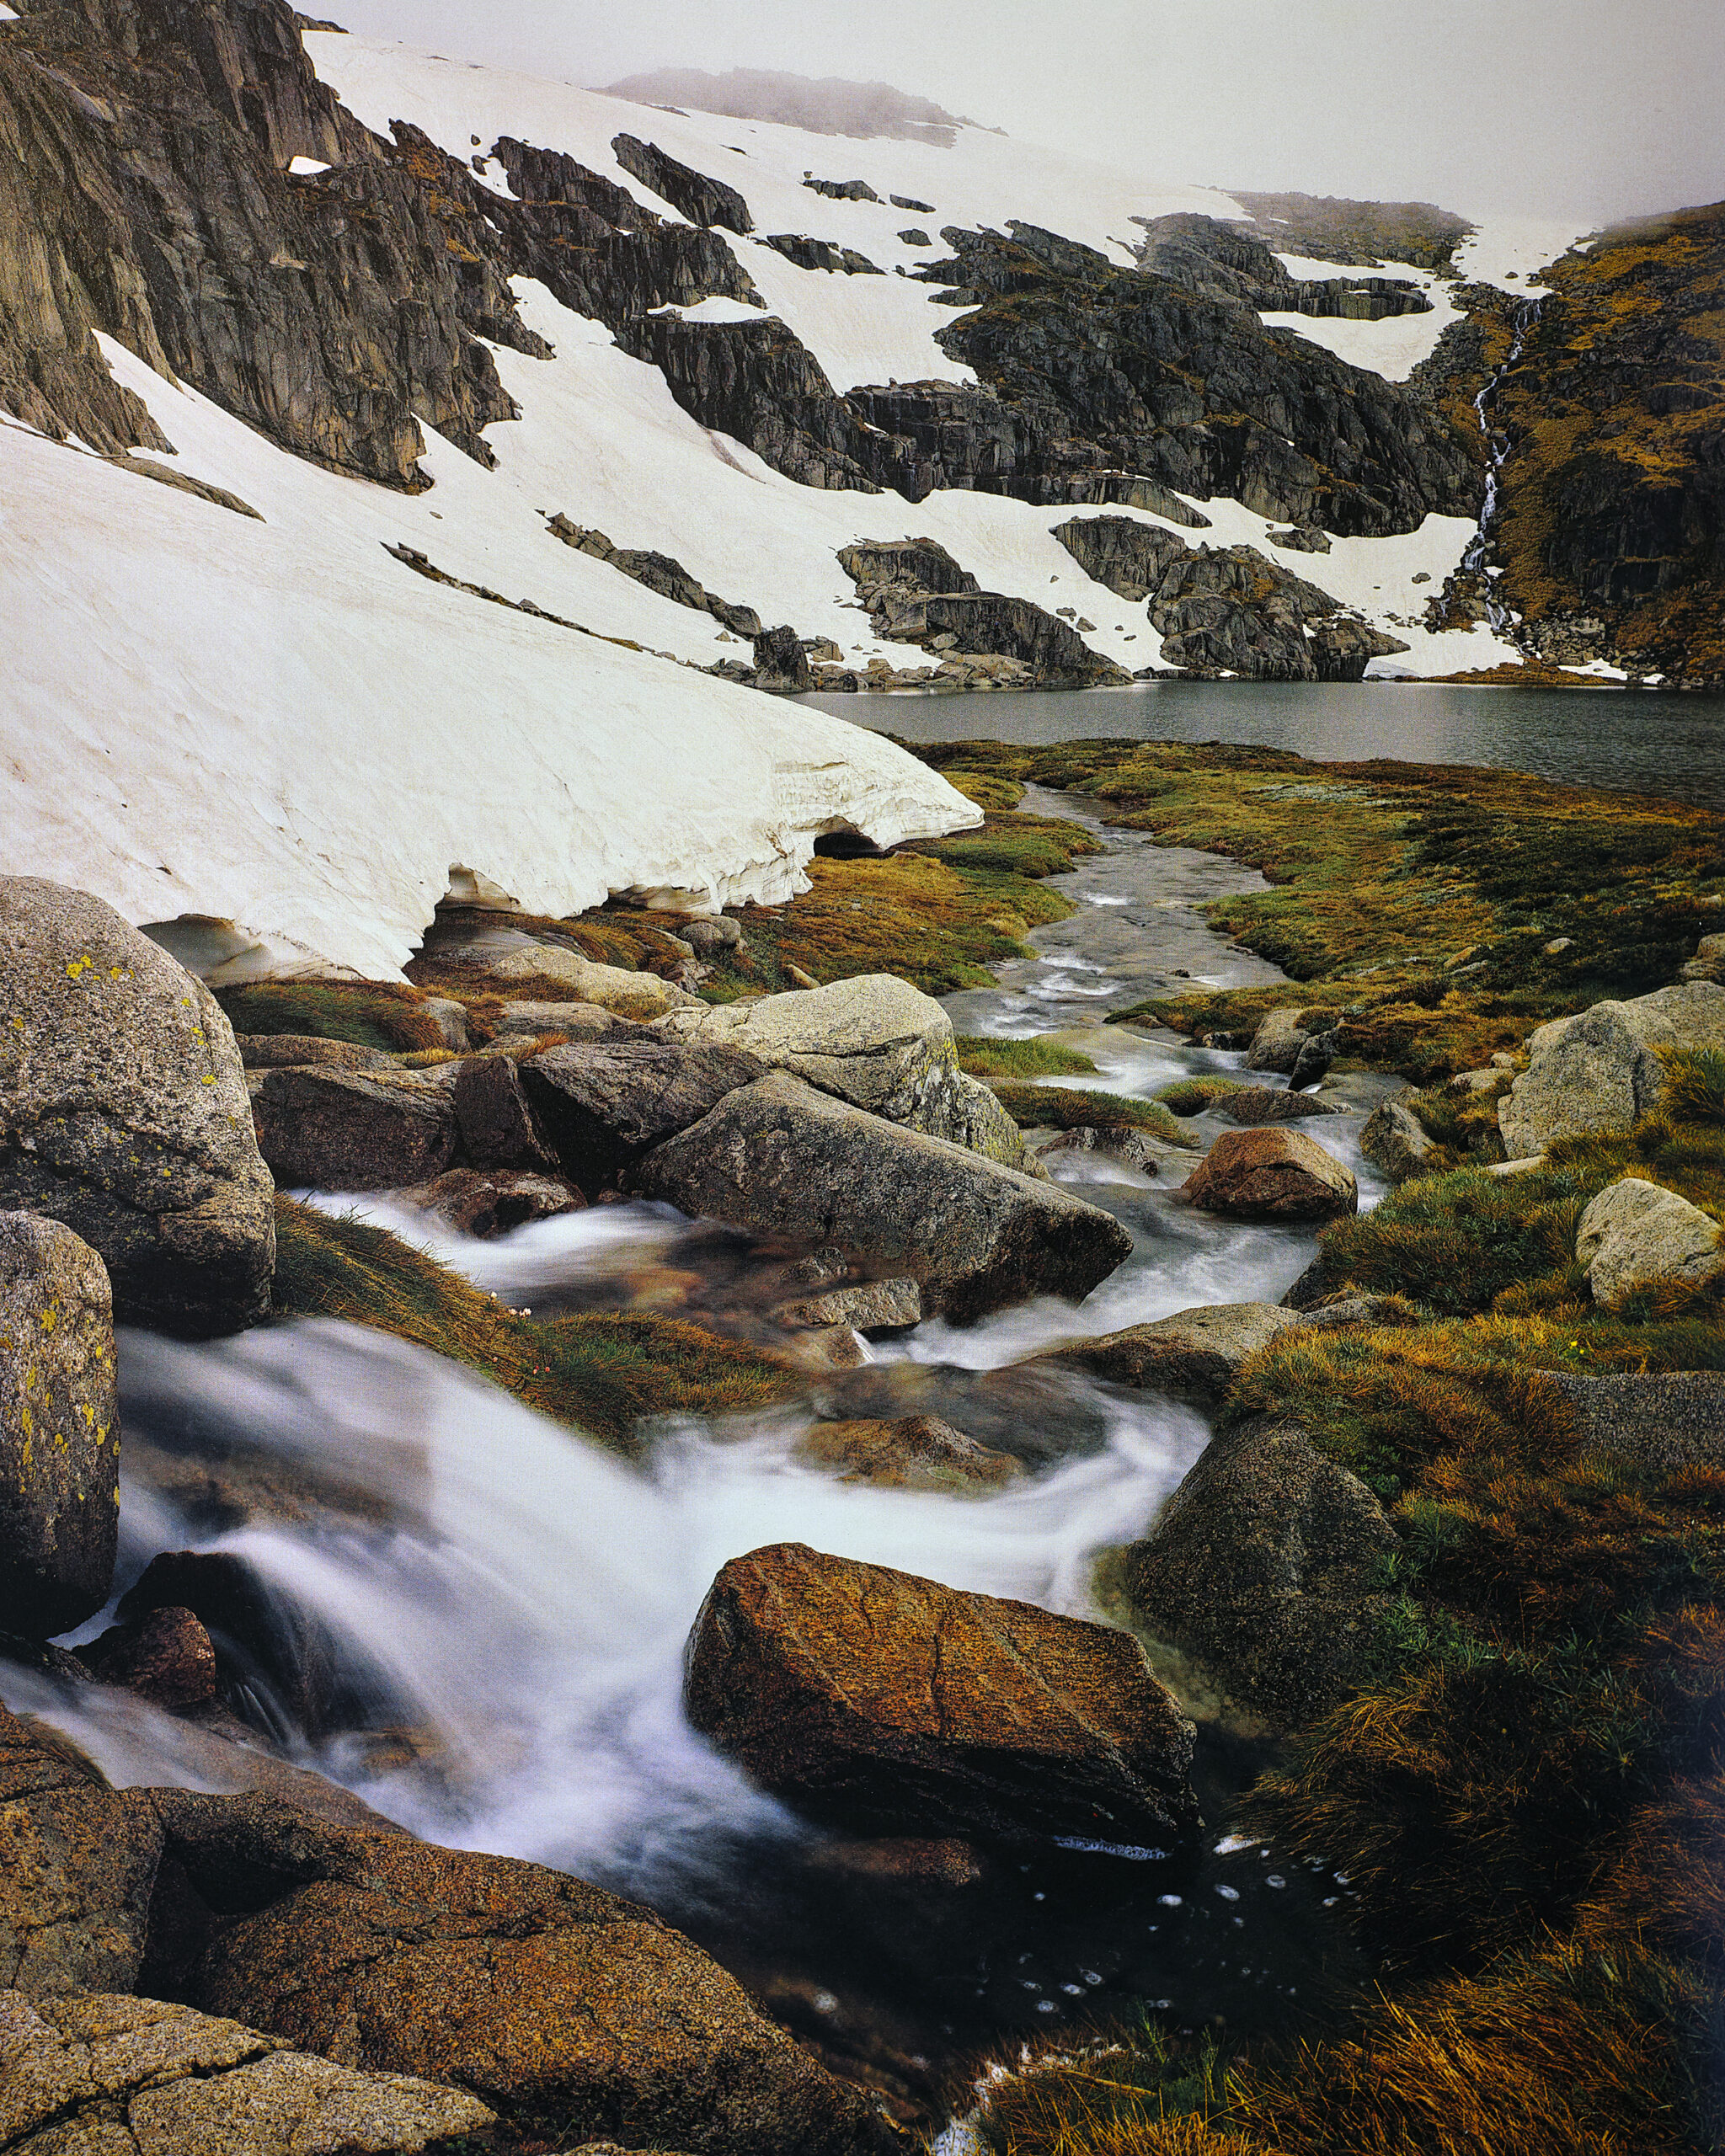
[287,155,330,176]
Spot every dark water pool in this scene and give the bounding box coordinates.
[804,679,1725,811]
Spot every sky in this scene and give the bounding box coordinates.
[327,0,1723,223]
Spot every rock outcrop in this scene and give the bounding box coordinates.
[1551,1371,1725,1476]
[837,537,1126,685]
[0,879,275,1335]
[1177,1128,1357,1221]
[520,1038,766,1193]
[636,1071,1131,1319]
[250,1067,457,1191]
[0,1213,117,1638]
[547,519,762,635]
[611,131,753,233]
[761,232,883,275]
[1499,983,1725,1156]
[1575,1177,1725,1308]
[1360,1096,1435,1182]
[1117,1417,1397,1726]
[685,1542,1198,1840]
[0,1988,498,2155]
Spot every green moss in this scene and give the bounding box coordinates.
[1156,1075,1247,1117]
[954,1035,1098,1080]
[270,1198,799,1450]
[986,1081,1187,1142]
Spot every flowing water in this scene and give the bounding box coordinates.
[3,787,1386,2112]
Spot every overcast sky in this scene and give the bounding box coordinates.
[328,0,1722,222]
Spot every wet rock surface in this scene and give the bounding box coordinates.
[637,1071,1133,1320]
[0,1987,498,2156]
[1116,1417,1397,1728]
[0,881,275,1337]
[1178,1127,1358,1221]
[0,1214,118,1639]
[792,1415,1023,1492]
[686,1543,1198,1841]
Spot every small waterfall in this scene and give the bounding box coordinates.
[1460,296,1544,630]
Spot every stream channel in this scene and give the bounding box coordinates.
[3,787,1399,2121]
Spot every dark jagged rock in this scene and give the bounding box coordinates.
[896,227,931,247]
[751,622,814,691]
[761,232,883,275]
[1051,515,1406,680]
[520,1038,766,1193]
[804,174,880,202]
[900,221,1478,535]
[838,535,1124,685]
[1130,212,1432,321]
[611,130,753,234]
[890,194,935,214]
[547,517,762,634]
[614,310,881,491]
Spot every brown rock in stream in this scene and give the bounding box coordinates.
[685,1543,1198,1842]
[793,1416,1022,1492]
[1178,1127,1357,1220]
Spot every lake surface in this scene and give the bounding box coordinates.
[805,680,1725,811]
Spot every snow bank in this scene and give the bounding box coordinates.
[0,347,975,979]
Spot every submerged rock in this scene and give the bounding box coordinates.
[1576,1177,1725,1308]
[0,879,275,1335]
[637,1072,1132,1319]
[0,1988,497,2155]
[396,1165,584,1237]
[1218,1085,1347,1126]
[1499,982,1725,1155]
[1116,1417,1396,1727]
[685,1542,1197,1840]
[793,1415,1022,1492]
[82,1604,219,1709]
[1178,1128,1357,1221]
[0,1213,118,1638]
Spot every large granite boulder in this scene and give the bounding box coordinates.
[0,880,274,1334]
[1177,1128,1357,1220]
[1242,1007,1309,1074]
[1550,1371,1725,1475]
[160,1791,900,2156]
[1359,1095,1434,1182]
[450,1051,556,1170]
[0,1704,163,1998]
[1576,1177,1725,1307]
[0,1988,495,2153]
[249,1068,457,1192]
[655,976,979,1138]
[685,1544,1197,1841]
[1499,982,1725,1156]
[521,1039,766,1193]
[0,1214,119,1637]
[1044,1301,1306,1403]
[1116,1417,1396,1728]
[635,1073,1132,1320]
[1219,1086,1346,1126]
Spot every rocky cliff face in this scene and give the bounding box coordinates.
[1487,203,1725,686]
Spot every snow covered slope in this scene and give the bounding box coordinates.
[4,24,1582,976]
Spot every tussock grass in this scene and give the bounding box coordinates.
[218,979,449,1053]
[270,1197,799,1451]
[1661,1046,1725,1126]
[1156,1075,1247,1117]
[985,1083,1188,1142]
[956,1036,1099,1081]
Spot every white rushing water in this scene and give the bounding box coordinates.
[18,1318,1205,1908]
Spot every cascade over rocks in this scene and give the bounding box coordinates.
[0,880,275,1337]
[685,1542,1199,1840]
[0,1213,117,1639]
[636,1071,1132,1320]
